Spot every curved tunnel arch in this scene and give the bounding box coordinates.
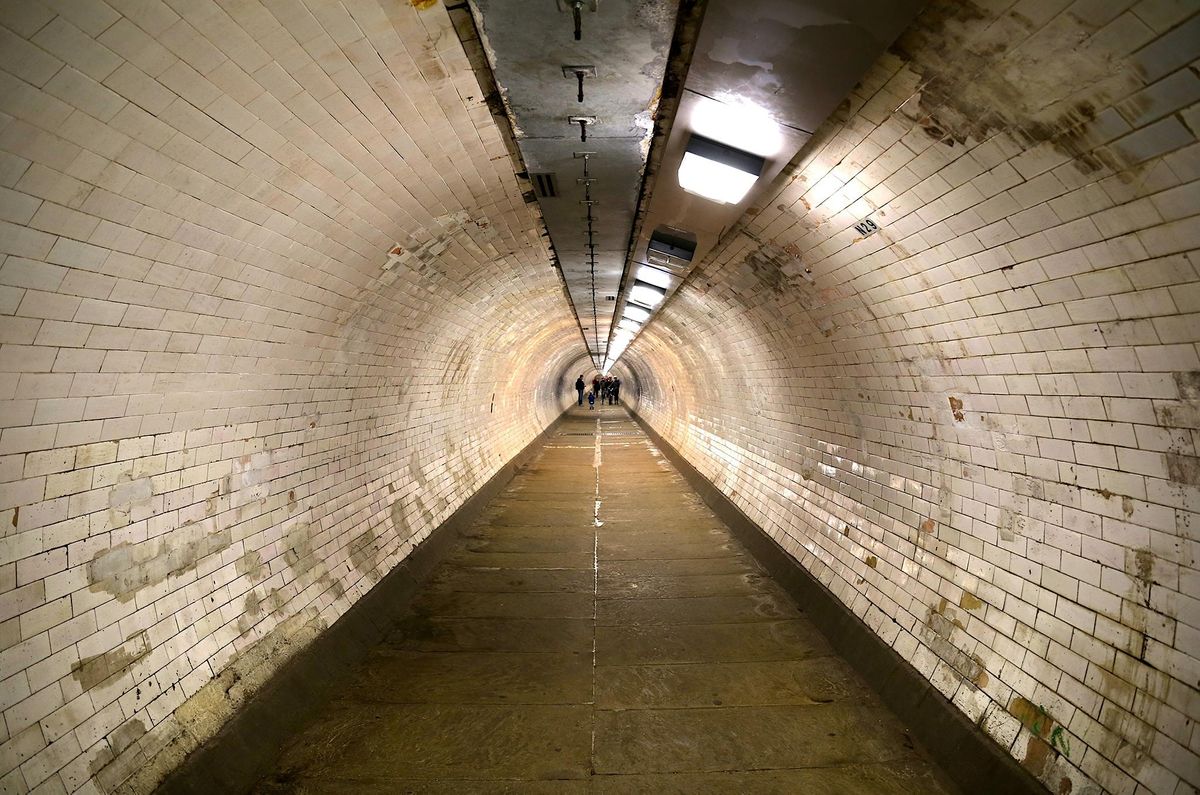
[0,1,1196,793]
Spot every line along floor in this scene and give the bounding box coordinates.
[255,404,958,793]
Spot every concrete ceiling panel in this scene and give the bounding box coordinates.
[470,0,680,367]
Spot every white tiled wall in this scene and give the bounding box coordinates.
[0,1,583,792]
[626,2,1199,793]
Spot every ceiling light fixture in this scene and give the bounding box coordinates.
[618,318,641,333]
[629,280,667,307]
[623,304,651,323]
[635,264,672,289]
[690,98,783,157]
[677,134,764,205]
[647,229,696,269]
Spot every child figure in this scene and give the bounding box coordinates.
[587,390,595,410]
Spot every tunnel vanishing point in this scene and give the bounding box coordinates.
[0,0,1197,793]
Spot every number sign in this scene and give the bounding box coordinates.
[853,218,880,237]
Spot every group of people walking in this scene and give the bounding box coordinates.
[574,374,621,409]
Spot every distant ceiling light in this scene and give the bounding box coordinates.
[636,265,672,289]
[678,135,764,205]
[630,280,667,307]
[691,98,783,157]
[618,318,641,333]
[623,304,650,323]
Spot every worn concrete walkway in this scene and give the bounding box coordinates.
[256,406,956,793]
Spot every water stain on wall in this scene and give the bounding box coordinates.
[959,591,983,611]
[87,718,147,784]
[283,521,316,578]
[390,497,412,543]
[72,631,150,690]
[348,527,381,576]
[922,598,985,685]
[247,590,264,618]
[891,0,1137,171]
[108,474,155,528]
[235,548,268,581]
[89,522,232,603]
[282,515,346,600]
[106,611,326,794]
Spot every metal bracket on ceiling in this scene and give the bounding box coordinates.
[561,65,596,102]
[556,0,599,41]
[568,116,597,143]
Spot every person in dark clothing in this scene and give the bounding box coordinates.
[574,375,585,406]
[587,390,595,410]
[613,378,620,404]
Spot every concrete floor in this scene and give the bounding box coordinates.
[255,406,957,793]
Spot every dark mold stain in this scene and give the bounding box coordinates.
[889,0,1138,171]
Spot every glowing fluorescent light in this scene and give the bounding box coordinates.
[623,304,650,323]
[629,280,666,307]
[678,135,764,205]
[618,318,641,333]
[691,98,783,157]
[636,265,672,289]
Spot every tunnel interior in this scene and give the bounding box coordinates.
[0,1,1197,794]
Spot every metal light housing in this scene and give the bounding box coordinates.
[677,134,764,205]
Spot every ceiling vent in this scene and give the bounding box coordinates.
[531,172,559,198]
